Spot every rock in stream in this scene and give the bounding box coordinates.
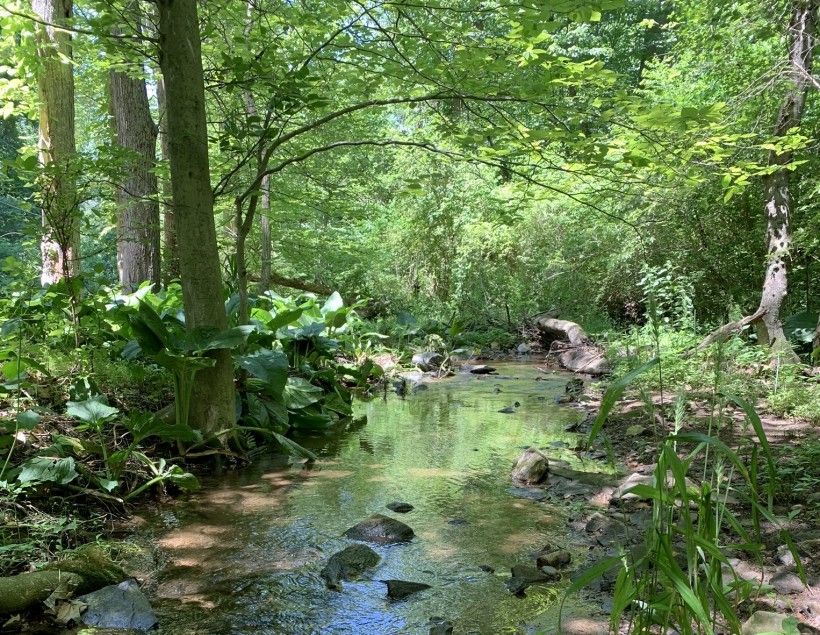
[511,447,549,485]
[77,579,157,631]
[344,514,415,544]
[320,544,381,590]
[382,579,432,600]
[386,501,414,513]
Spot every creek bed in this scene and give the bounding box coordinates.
[144,363,613,634]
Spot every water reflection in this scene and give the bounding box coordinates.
[148,364,601,634]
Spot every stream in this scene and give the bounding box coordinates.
[143,364,615,634]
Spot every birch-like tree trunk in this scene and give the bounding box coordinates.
[754,0,816,362]
[32,0,79,285]
[157,0,235,434]
[109,49,160,290]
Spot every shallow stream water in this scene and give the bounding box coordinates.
[146,364,611,634]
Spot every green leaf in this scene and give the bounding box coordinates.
[728,394,776,511]
[153,351,215,374]
[97,478,119,492]
[238,349,288,396]
[16,410,41,430]
[166,465,199,491]
[289,411,334,430]
[321,291,344,314]
[268,307,304,331]
[272,432,317,460]
[192,325,255,351]
[123,412,198,444]
[283,377,323,410]
[66,398,119,424]
[18,457,78,485]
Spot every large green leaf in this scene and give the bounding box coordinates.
[153,351,215,374]
[16,410,41,430]
[283,377,323,410]
[18,457,78,485]
[66,398,119,424]
[323,293,343,311]
[189,325,255,351]
[272,432,317,460]
[237,349,288,396]
[123,412,199,444]
[268,307,304,331]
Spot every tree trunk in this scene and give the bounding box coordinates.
[692,1,816,361]
[156,75,179,282]
[753,1,816,363]
[32,0,79,286]
[813,313,820,362]
[157,0,235,435]
[259,174,272,292]
[109,39,160,290]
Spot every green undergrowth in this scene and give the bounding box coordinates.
[0,279,387,576]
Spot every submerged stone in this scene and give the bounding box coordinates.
[536,549,572,569]
[344,514,414,544]
[466,364,497,374]
[320,544,381,590]
[429,617,454,634]
[382,579,432,600]
[505,564,556,596]
[386,501,414,513]
[77,580,157,632]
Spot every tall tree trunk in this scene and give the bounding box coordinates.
[157,0,235,435]
[754,0,816,363]
[32,0,79,286]
[259,175,272,292]
[156,76,179,282]
[109,45,160,290]
[693,1,817,360]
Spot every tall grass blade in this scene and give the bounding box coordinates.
[587,357,659,448]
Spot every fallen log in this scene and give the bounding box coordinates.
[0,544,124,615]
[534,317,610,376]
[535,317,590,347]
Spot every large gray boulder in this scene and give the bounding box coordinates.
[344,514,415,544]
[77,580,157,632]
[511,447,549,485]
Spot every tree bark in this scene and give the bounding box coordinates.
[109,33,161,290]
[157,0,235,435]
[259,175,272,292]
[32,0,79,286]
[156,75,179,282]
[753,0,816,363]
